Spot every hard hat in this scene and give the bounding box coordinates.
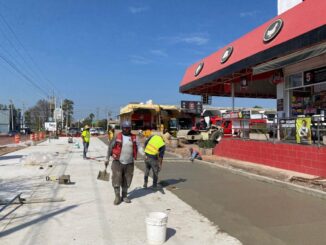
[121,121,131,128]
[84,125,90,129]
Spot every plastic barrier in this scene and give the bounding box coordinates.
[14,134,20,144]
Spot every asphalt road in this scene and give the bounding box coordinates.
[99,137,326,245]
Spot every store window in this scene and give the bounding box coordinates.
[286,71,326,117]
[285,73,302,89]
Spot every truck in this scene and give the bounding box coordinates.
[176,109,275,144]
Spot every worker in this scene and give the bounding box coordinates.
[106,121,144,205]
[81,125,90,159]
[199,116,208,130]
[143,134,166,189]
[162,129,171,145]
[189,147,202,162]
[108,126,115,142]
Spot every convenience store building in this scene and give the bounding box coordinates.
[179,0,326,176]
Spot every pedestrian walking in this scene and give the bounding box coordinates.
[106,121,144,205]
[143,134,166,189]
[81,125,90,159]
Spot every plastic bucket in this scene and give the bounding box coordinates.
[145,212,168,245]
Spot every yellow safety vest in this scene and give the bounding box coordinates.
[145,135,165,156]
[108,130,114,141]
[82,130,90,143]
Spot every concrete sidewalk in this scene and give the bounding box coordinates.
[0,137,241,245]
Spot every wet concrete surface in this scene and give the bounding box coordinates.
[99,137,326,245]
[136,160,326,245]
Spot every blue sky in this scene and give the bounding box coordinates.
[0,0,277,119]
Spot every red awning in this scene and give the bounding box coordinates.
[179,0,326,98]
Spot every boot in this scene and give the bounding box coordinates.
[143,177,148,188]
[113,187,121,205]
[122,188,131,203]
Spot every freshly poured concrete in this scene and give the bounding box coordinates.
[0,138,240,245]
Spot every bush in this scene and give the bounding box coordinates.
[197,140,216,149]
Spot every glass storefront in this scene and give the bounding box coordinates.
[283,67,326,144]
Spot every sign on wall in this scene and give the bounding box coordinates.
[304,66,326,86]
[181,101,202,113]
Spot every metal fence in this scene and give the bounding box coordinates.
[229,116,326,147]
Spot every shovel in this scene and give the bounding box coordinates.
[97,164,110,181]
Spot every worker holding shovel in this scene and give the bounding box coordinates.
[106,121,144,205]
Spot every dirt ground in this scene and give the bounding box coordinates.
[0,146,25,156]
[167,139,326,193]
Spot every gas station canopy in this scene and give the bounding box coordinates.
[179,0,326,99]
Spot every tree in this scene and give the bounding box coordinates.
[253,105,263,108]
[62,99,74,127]
[81,113,95,128]
[89,113,95,126]
[0,104,8,110]
[97,119,107,129]
[24,99,51,131]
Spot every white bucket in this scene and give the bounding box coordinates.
[145,212,168,245]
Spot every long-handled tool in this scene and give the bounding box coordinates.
[97,163,110,181]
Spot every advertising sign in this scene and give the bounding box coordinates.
[296,117,312,144]
[181,101,202,114]
[304,66,326,86]
[45,122,57,132]
[279,119,296,141]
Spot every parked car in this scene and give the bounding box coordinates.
[20,127,32,135]
[96,127,105,135]
[8,130,19,137]
[90,128,99,136]
[68,127,80,137]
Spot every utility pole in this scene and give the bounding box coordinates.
[9,99,14,131]
[61,100,64,131]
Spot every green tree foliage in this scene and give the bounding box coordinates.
[62,99,74,127]
[97,119,107,129]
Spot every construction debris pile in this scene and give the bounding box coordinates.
[19,152,62,167]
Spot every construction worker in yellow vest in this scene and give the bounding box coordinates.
[143,134,166,189]
[81,125,90,159]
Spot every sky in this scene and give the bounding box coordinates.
[0,0,277,120]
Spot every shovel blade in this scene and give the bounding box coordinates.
[97,170,110,181]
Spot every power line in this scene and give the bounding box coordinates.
[0,10,62,99]
[0,52,50,97]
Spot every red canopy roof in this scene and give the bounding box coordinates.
[179,0,326,97]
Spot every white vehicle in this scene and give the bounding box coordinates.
[96,127,105,135]
[90,128,99,136]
